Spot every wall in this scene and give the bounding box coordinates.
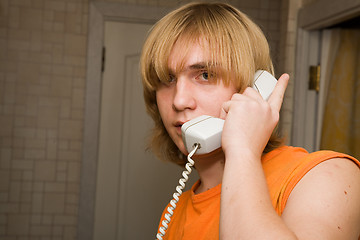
[278,0,302,142]
[0,0,88,239]
[0,0,293,239]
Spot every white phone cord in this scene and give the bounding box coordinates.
[156,144,200,240]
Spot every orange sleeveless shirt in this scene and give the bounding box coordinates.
[157,146,360,240]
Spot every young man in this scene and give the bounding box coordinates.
[140,2,360,239]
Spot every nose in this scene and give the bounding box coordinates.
[172,78,196,112]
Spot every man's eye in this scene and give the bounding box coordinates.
[168,75,176,83]
[198,71,214,81]
[202,72,209,80]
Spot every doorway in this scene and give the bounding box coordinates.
[292,0,360,156]
[79,3,195,240]
[93,21,199,240]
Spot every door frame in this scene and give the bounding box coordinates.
[291,0,360,150]
[79,2,170,240]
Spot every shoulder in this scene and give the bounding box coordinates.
[282,157,360,239]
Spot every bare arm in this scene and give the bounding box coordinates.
[282,157,360,239]
[219,74,360,239]
[220,154,360,239]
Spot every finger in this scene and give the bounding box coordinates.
[242,86,265,101]
[267,73,289,113]
[221,100,231,115]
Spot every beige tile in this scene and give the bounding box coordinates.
[22,170,33,181]
[64,34,86,56]
[50,76,72,97]
[67,162,79,182]
[9,181,20,202]
[43,9,54,21]
[0,203,19,213]
[69,140,82,151]
[0,170,10,191]
[10,170,22,181]
[43,193,65,214]
[24,149,45,160]
[71,88,84,109]
[45,0,66,11]
[20,202,32,213]
[35,129,47,139]
[12,149,24,159]
[20,192,32,203]
[43,31,64,44]
[54,11,65,22]
[8,7,20,29]
[54,215,76,225]
[46,138,57,160]
[25,138,46,149]
[53,22,65,32]
[8,29,31,41]
[42,214,53,225]
[58,120,82,140]
[52,64,73,76]
[14,127,36,138]
[12,160,33,170]
[58,150,79,161]
[20,8,42,31]
[64,225,77,239]
[52,225,63,236]
[30,225,52,236]
[11,0,32,7]
[37,106,59,129]
[0,115,13,137]
[33,182,44,192]
[32,0,44,8]
[34,160,56,181]
[66,183,79,194]
[71,109,83,120]
[63,56,86,67]
[56,171,66,182]
[44,182,66,193]
[31,214,41,224]
[21,181,32,192]
[7,214,30,235]
[32,192,43,213]
[65,13,82,34]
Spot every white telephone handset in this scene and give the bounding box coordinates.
[181,70,277,154]
[156,70,277,240]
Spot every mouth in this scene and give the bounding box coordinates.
[175,121,186,134]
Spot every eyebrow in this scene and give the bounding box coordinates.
[168,62,207,75]
[188,62,222,71]
[188,62,208,70]
[168,61,219,76]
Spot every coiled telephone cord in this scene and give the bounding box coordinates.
[156,144,200,240]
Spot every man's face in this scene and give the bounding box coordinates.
[156,40,237,154]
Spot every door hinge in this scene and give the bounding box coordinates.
[101,47,106,73]
[309,65,320,92]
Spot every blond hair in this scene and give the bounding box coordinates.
[141,2,282,166]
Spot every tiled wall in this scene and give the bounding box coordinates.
[0,0,299,239]
[277,0,302,143]
[0,0,88,239]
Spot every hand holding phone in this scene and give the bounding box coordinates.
[181,70,278,154]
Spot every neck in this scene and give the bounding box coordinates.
[192,148,225,194]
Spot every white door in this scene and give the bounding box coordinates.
[94,21,198,240]
[293,28,348,152]
[292,30,321,152]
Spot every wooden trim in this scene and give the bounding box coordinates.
[298,0,360,30]
[291,29,321,150]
